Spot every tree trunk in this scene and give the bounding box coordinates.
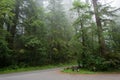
[92,0,106,55]
[80,22,86,47]
[8,0,20,49]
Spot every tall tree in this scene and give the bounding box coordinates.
[46,0,72,63]
[71,0,94,67]
[92,0,106,55]
[8,0,20,49]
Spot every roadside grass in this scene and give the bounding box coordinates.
[1,61,120,74]
[62,69,120,74]
[62,69,96,74]
[0,62,76,74]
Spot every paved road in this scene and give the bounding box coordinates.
[0,68,120,80]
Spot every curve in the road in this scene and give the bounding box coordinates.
[0,68,120,80]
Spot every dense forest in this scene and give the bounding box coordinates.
[0,0,120,71]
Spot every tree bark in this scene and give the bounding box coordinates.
[92,0,106,55]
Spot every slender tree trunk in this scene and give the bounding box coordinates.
[92,0,106,55]
[80,22,86,47]
[8,0,20,49]
[77,9,86,48]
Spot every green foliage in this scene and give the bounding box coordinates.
[0,0,120,72]
[72,0,120,71]
[0,0,15,28]
[63,68,96,74]
[72,0,89,9]
[16,35,48,66]
[0,40,11,68]
[77,53,120,71]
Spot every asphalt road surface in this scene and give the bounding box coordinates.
[0,68,120,80]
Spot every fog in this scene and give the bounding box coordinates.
[111,0,120,8]
[42,0,120,8]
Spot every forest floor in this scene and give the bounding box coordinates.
[0,68,120,80]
